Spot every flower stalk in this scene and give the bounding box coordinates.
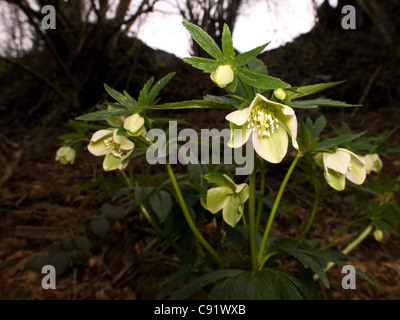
[166,162,225,269]
[248,169,258,272]
[258,155,300,269]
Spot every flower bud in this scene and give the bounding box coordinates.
[273,88,287,101]
[55,146,76,165]
[123,114,145,136]
[210,65,234,88]
[373,229,383,242]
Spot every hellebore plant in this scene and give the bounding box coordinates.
[55,21,399,300]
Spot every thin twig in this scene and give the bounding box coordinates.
[351,64,382,118]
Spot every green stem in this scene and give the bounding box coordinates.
[296,191,320,242]
[315,224,373,280]
[258,155,299,269]
[255,169,266,230]
[120,169,132,187]
[239,78,252,99]
[259,251,280,268]
[242,212,249,237]
[139,203,181,253]
[165,162,224,268]
[248,169,258,272]
[323,217,366,250]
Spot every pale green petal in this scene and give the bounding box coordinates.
[88,130,113,156]
[255,94,298,149]
[124,114,145,136]
[323,150,351,175]
[113,131,134,150]
[56,146,69,158]
[222,195,243,228]
[202,187,232,214]
[222,174,238,191]
[225,104,253,126]
[64,149,76,164]
[236,184,249,204]
[88,138,109,156]
[91,129,114,142]
[362,154,382,174]
[252,123,288,163]
[227,122,252,148]
[324,168,346,191]
[274,104,298,150]
[314,152,326,169]
[118,158,130,170]
[103,152,122,171]
[345,153,366,185]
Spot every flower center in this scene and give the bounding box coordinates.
[246,104,279,138]
[104,137,129,158]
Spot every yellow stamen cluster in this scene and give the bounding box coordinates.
[104,137,128,158]
[246,105,279,138]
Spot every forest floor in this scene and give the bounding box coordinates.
[0,99,399,300]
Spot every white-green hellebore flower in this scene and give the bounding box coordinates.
[201,173,249,228]
[55,146,76,165]
[123,113,145,136]
[210,65,234,88]
[361,153,383,174]
[87,129,134,171]
[315,148,366,191]
[225,93,298,163]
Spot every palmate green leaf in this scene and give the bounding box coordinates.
[147,72,175,104]
[286,249,330,288]
[290,249,376,288]
[187,162,208,204]
[138,77,154,106]
[145,99,233,110]
[316,132,366,150]
[221,23,235,63]
[168,269,244,300]
[307,115,327,140]
[183,57,221,73]
[89,217,110,239]
[236,67,290,90]
[149,190,173,222]
[287,81,345,100]
[156,267,193,300]
[247,58,268,76]
[292,99,361,109]
[204,94,242,108]
[75,108,134,121]
[233,42,270,68]
[104,84,137,108]
[100,203,125,221]
[208,268,312,300]
[182,21,224,61]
